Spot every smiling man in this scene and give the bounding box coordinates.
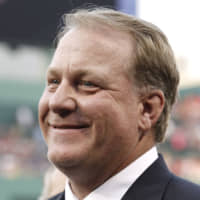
[38,8,200,200]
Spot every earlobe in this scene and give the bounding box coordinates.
[138,90,165,132]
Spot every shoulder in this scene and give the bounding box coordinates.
[48,191,65,200]
[164,174,200,200]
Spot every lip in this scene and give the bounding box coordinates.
[48,122,90,134]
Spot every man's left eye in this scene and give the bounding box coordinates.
[80,80,96,87]
[77,80,100,92]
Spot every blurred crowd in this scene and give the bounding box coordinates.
[168,95,200,152]
[0,93,200,182]
[161,94,200,183]
[0,122,49,179]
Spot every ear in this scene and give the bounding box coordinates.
[138,90,165,133]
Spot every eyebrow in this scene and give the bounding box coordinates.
[46,67,60,78]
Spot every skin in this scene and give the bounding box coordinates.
[38,26,164,199]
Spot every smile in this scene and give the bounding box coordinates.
[48,122,90,134]
[51,124,90,129]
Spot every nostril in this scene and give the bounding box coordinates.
[59,109,73,118]
[50,97,77,117]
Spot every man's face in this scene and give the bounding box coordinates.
[39,27,142,172]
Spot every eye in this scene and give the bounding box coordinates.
[51,79,60,84]
[46,77,60,92]
[47,78,60,85]
[77,80,100,92]
[80,80,95,87]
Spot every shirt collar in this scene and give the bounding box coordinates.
[65,146,158,200]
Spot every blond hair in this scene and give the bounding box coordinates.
[57,8,180,142]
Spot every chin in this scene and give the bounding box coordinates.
[47,147,85,170]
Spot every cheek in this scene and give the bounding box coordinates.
[38,93,49,131]
[79,94,112,121]
[79,94,129,136]
[80,92,131,124]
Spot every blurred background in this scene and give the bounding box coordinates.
[0,0,199,199]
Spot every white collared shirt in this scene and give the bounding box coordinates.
[65,146,158,200]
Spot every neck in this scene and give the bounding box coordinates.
[61,135,155,199]
[63,154,134,199]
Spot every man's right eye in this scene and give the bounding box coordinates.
[48,79,59,85]
[47,78,60,87]
[51,79,59,84]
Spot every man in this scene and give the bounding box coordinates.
[38,8,200,200]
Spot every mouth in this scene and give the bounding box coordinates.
[48,121,90,132]
[51,124,90,129]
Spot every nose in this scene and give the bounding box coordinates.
[49,82,77,117]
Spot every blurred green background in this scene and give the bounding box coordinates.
[0,177,42,200]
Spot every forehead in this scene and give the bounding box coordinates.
[60,25,133,50]
[49,26,134,76]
